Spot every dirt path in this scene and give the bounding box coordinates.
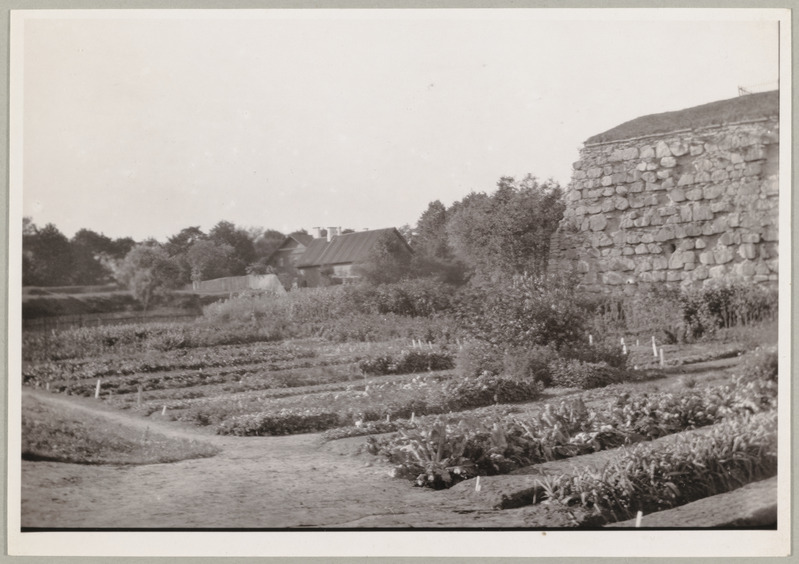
[21,390,483,528]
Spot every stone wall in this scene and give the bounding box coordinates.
[549,117,779,294]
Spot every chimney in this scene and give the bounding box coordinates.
[327,226,340,242]
[311,227,323,239]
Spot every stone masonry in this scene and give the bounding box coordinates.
[549,109,779,294]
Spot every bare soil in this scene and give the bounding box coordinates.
[19,356,746,529]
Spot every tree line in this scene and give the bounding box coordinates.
[23,173,565,304]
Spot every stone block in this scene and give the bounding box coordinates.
[753,274,770,283]
[657,169,673,180]
[703,185,724,199]
[668,188,686,203]
[668,251,685,269]
[669,141,689,156]
[609,149,625,162]
[666,270,683,281]
[738,260,756,277]
[763,227,778,242]
[660,156,677,168]
[587,167,603,178]
[580,218,591,231]
[679,205,693,223]
[692,203,714,221]
[647,162,659,171]
[622,247,635,256]
[604,271,626,285]
[568,190,582,202]
[635,243,649,255]
[655,141,672,158]
[611,172,627,184]
[646,182,661,192]
[718,232,735,246]
[640,145,655,159]
[661,177,675,190]
[678,239,695,251]
[693,265,709,280]
[639,271,653,282]
[588,204,602,214]
[655,225,675,242]
[684,223,703,237]
[601,175,613,187]
[730,152,744,164]
[744,145,766,161]
[602,198,616,212]
[711,169,730,183]
[741,233,761,244]
[694,238,706,249]
[573,160,585,170]
[685,187,703,201]
[573,170,587,180]
[738,243,757,260]
[767,258,779,273]
[629,197,645,209]
[701,249,721,267]
[595,232,613,247]
[629,181,644,193]
[651,270,666,282]
[677,173,694,187]
[763,176,779,195]
[615,197,630,211]
[683,262,696,271]
[755,262,770,276]
[622,147,639,160]
[641,171,658,183]
[688,144,704,156]
[744,162,762,177]
[710,201,730,213]
[694,158,714,172]
[695,171,712,183]
[728,212,741,228]
[636,162,648,172]
[602,186,616,197]
[616,185,629,196]
[640,233,654,244]
[603,165,614,176]
[713,246,735,264]
[650,247,666,260]
[637,258,652,272]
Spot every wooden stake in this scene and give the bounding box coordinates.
[475,476,482,492]
[162,405,167,416]
[635,511,643,528]
[589,334,593,346]
[622,343,628,355]
[652,336,658,358]
[95,379,101,399]
[620,337,625,347]
[659,347,665,368]
[636,339,640,347]
[411,412,415,423]
[386,414,390,423]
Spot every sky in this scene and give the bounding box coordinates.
[16,10,781,242]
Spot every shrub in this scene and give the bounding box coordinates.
[456,340,505,378]
[456,273,588,351]
[446,374,544,409]
[739,345,778,383]
[681,281,778,339]
[502,345,558,385]
[549,359,624,389]
[359,350,455,376]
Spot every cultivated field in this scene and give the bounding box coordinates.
[20,311,779,529]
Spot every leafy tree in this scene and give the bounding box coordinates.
[253,228,286,261]
[446,175,564,279]
[410,201,467,284]
[209,220,257,275]
[354,231,413,285]
[22,222,74,286]
[70,229,118,285]
[113,243,182,311]
[186,239,236,282]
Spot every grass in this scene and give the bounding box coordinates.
[21,394,220,465]
[586,91,778,144]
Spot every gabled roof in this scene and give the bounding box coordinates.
[296,228,411,268]
[290,232,314,246]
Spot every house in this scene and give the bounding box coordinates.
[266,232,314,271]
[295,227,412,287]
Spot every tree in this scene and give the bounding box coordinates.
[70,229,117,285]
[209,220,257,275]
[446,175,564,280]
[252,228,285,262]
[22,222,74,286]
[354,231,412,285]
[186,239,236,283]
[113,243,182,311]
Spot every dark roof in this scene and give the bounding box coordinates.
[297,228,410,268]
[586,91,779,145]
[290,232,314,246]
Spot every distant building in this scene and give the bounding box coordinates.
[295,227,412,287]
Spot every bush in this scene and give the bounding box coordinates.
[456,273,588,351]
[456,340,505,378]
[359,350,455,376]
[502,345,557,385]
[549,359,624,389]
[681,282,778,339]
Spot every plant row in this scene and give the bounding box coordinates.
[369,347,777,489]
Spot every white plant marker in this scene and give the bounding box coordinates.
[622,343,628,355]
[652,336,658,357]
[428,342,433,350]
[636,339,640,347]
[386,414,390,423]
[137,385,143,407]
[635,511,643,528]
[475,476,482,492]
[162,405,167,416]
[659,347,665,368]
[588,334,593,346]
[410,412,415,423]
[620,337,625,347]
[45,382,49,391]
[94,379,101,399]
